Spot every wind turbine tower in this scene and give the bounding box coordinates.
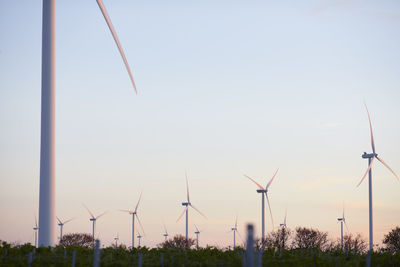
[177,173,207,246]
[244,169,279,249]
[120,192,144,248]
[83,205,107,248]
[56,217,74,242]
[33,216,39,248]
[163,224,169,241]
[194,225,201,248]
[38,0,137,247]
[337,206,348,250]
[137,232,142,247]
[357,104,399,252]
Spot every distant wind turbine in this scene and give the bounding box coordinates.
[177,173,207,246]
[120,192,145,248]
[337,205,349,250]
[163,223,169,241]
[357,104,399,252]
[56,216,74,242]
[244,168,279,249]
[83,204,107,248]
[38,0,137,246]
[114,233,119,247]
[228,216,243,249]
[33,215,39,248]
[194,224,201,248]
[279,209,288,250]
[137,232,142,247]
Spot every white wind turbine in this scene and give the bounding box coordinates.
[38,0,137,246]
[279,210,288,250]
[120,192,145,248]
[33,216,39,248]
[194,224,201,248]
[137,232,142,247]
[244,168,279,249]
[337,205,349,250]
[114,233,119,247]
[228,216,243,249]
[83,205,107,248]
[56,216,74,242]
[357,104,399,252]
[177,173,207,246]
[163,223,169,241]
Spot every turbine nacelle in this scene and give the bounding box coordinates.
[362,152,376,159]
[256,189,266,193]
[182,202,189,206]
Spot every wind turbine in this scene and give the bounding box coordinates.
[337,205,348,250]
[120,192,145,248]
[163,223,169,241]
[177,173,207,246]
[244,168,279,249]
[38,0,137,246]
[137,232,142,247]
[279,209,287,250]
[83,205,107,248]
[356,104,399,252]
[56,216,74,242]
[194,224,201,248]
[33,216,39,248]
[229,216,242,249]
[114,233,119,247]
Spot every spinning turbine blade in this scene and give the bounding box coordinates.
[96,0,137,93]
[195,224,199,232]
[364,103,375,154]
[376,156,400,180]
[236,230,244,243]
[120,209,134,214]
[163,223,168,234]
[83,204,95,219]
[357,157,375,187]
[35,215,38,228]
[135,192,143,212]
[265,193,274,229]
[186,172,190,202]
[235,215,238,229]
[244,175,264,191]
[56,216,62,224]
[176,206,188,222]
[96,211,107,220]
[266,168,279,189]
[284,209,287,225]
[135,214,145,235]
[189,204,207,219]
[344,220,349,233]
[64,218,74,224]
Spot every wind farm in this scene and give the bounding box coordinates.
[1,0,400,266]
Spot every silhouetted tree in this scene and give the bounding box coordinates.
[342,233,367,253]
[292,227,329,250]
[59,233,93,247]
[264,228,292,250]
[383,226,400,253]
[158,235,196,249]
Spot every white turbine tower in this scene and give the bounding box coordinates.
[194,224,201,248]
[114,233,119,247]
[177,173,207,246]
[56,216,74,242]
[337,206,349,250]
[38,0,137,246]
[33,216,39,248]
[83,205,107,248]
[244,168,279,249]
[163,223,169,241]
[279,210,288,250]
[357,104,399,252]
[137,232,142,247]
[120,192,145,248]
[228,216,242,249]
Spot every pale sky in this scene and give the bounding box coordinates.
[0,0,399,248]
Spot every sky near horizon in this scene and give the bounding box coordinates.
[0,0,400,248]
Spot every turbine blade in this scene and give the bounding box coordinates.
[265,193,274,229]
[235,215,238,229]
[119,209,134,214]
[163,223,168,234]
[135,191,143,213]
[186,172,190,203]
[344,220,349,233]
[96,0,137,93]
[284,208,287,225]
[244,175,264,191]
[194,224,199,232]
[376,156,400,180]
[64,218,75,225]
[135,214,145,235]
[266,168,279,189]
[357,157,375,187]
[176,206,188,222]
[56,216,62,224]
[83,204,95,219]
[364,103,375,154]
[189,204,207,219]
[236,230,244,243]
[35,215,38,228]
[96,211,107,220]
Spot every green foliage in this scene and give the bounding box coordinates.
[292,227,330,250]
[59,233,93,248]
[158,234,196,249]
[383,226,400,253]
